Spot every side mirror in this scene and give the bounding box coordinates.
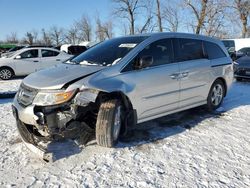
[15,55,21,59]
[134,55,153,70]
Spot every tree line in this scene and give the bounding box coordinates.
[2,0,250,46]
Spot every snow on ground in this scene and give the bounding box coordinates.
[0,81,250,187]
[0,78,22,92]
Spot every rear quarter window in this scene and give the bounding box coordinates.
[175,38,205,62]
[41,49,60,57]
[204,41,226,60]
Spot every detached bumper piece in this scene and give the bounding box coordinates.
[16,119,94,162]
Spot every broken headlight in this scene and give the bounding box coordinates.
[33,89,76,106]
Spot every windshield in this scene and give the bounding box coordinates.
[68,36,148,66]
[5,50,20,58]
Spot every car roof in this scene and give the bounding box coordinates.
[117,32,220,44]
[19,47,60,53]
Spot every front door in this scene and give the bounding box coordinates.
[120,38,180,122]
[14,49,40,75]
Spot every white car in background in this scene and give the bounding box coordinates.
[0,47,73,80]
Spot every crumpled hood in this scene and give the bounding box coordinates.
[23,63,105,90]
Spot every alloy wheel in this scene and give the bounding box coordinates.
[211,84,223,106]
[0,69,12,80]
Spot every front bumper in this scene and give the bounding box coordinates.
[12,95,39,126]
[234,67,250,79]
[234,74,250,79]
[12,94,95,161]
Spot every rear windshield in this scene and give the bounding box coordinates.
[69,36,148,66]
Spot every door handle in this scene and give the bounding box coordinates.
[33,60,39,62]
[170,73,180,79]
[56,59,61,61]
[182,72,189,77]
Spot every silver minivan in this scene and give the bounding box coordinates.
[12,33,233,156]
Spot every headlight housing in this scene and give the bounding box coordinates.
[33,89,76,106]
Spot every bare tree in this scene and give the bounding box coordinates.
[65,24,79,44]
[22,30,38,45]
[136,0,155,33]
[41,29,52,45]
[203,0,227,37]
[113,0,146,35]
[233,0,250,38]
[162,4,180,32]
[95,17,106,41]
[156,0,163,32]
[76,15,92,41]
[96,17,114,41]
[49,26,65,46]
[6,32,19,43]
[186,0,208,34]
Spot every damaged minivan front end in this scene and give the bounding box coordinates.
[13,79,104,160]
[12,35,147,160]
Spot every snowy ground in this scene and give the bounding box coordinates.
[0,80,250,187]
[0,78,22,92]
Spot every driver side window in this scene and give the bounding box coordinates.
[20,50,39,59]
[122,38,174,72]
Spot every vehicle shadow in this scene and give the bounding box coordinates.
[117,106,217,148]
[117,81,250,148]
[0,98,13,104]
[44,140,81,162]
[0,76,25,82]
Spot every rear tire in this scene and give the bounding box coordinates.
[96,99,124,147]
[206,79,225,112]
[0,67,14,80]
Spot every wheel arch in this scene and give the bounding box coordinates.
[0,66,15,76]
[96,90,137,127]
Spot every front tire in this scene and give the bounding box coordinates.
[96,99,124,147]
[0,67,14,80]
[207,80,225,112]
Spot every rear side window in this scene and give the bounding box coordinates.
[175,38,204,61]
[204,41,226,59]
[41,49,59,57]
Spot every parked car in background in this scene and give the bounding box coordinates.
[234,56,250,81]
[236,47,250,59]
[222,38,250,60]
[60,44,87,56]
[12,33,233,158]
[0,45,26,58]
[0,44,17,56]
[0,45,55,58]
[0,47,73,80]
